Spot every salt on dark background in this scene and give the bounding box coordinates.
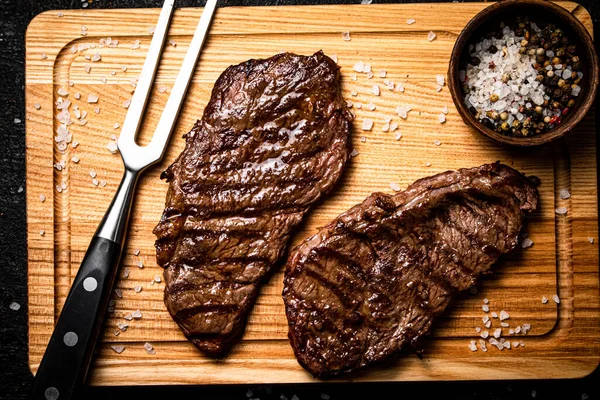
[1,0,599,399]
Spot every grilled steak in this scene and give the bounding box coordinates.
[282,163,539,377]
[153,51,352,356]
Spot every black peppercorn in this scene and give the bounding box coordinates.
[469,56,480,66]
[489,45,498,54]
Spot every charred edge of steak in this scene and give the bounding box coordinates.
[282,162,539,377]
[153,51,352,356]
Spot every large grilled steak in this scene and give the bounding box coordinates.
[153,51,351,355]
[282,163,539,377]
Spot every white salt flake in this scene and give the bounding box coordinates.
[353,60,364,73]
[144,342,156,354]
[555,207,567,215]
[468,341,478,352]
[350,149,359,158]
[107,142,118,154]
[123,99,131,109]
[158,86,167,93]
[521,238,534,248]
[390,182,401,192]
[111,345,125,354]
[132,40,141,50]
[92,52,101,62]
[407,18,416,25]
[542,296,548,304]
[371,85,380,96]
[389,122,398,132]
[396,82,405,92]
[379,70,387,78]
[442,105,449,115]
[491,311,498,318]
[89,169,97,178]
[436,75,445,86]
[438,114,446,124]
[137,261,144,269]
[342,32,351,41]
[361,118,374,131]
[493,328,502,338]
[9,302,21,311]
[552,294,560,304]
[132,309,142,319]
[427,31,437,41]
[87,94,99,103]
[134,285,142,293]
[71,155,79,163]
[482,304,489,312]
[480,331,489,339]
[588,237,594,244]
[39,194,46,202]
[394,132,402,140]
[499,310,510,321]
[559,188,571,199]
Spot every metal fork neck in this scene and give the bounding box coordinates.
[95,168,140,244]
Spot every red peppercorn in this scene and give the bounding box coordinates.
[561,107,569,116]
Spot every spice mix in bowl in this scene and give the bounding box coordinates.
[448,0,599,146]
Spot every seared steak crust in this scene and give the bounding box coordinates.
[282,163,538,376]
[154,51,351,355]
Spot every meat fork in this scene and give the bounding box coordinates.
[29,1,217,398]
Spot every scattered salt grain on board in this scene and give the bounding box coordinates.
[588,237,595,244]
[396,82,405,92]
[350,149,359,158]
[361,0,372,4]
[436,75,445,86]
[342,32,351,41]
[438,114,446,123]
[441,105,449,115]
[355,103,362,109]
[542,296,548,304]
[111,345,125,354]
[559,188,571,199]
[361,118,374,131]
[144,342,156,355]
[9,302,21,311]
[491,311,498,318]
[132,40,141,50]
[367,102,376,111]
[482,315,489,324]
[89,169,97,179]
[363,64,372,73]
[394,132,402,140]
[379,70,387,78]
[480,331,489,339]
[114,288,123,298]
[353,61,364,73]
[41,53,48,60]
[390,122,398,132]
[34,103,41,110]
[360,136,366,142]
[427,31,436,41]
[40,194,46,202]
[499,310,510,321]
[521,323,531,333]
[123,99,131,109]
[407,18,416,25]
[434,140,441,146]
[132,309,142,319]
[154,276,161,283]
[371,85,380,96]
[390,182,401,192]
[107,142,118,154]
[479,340,487,352]
[501,322,510,328]
[113,123,120,129]
[134,286,142,293]
[57,88,69,97]
[482,304,489,312]
[321,394,330,400]
[483,298,489,304]
[346,100,353,108]
[521,238,533,249]
[71,155,80,163]
[468,341,477,351]
[92,52,101,62]
[84,64,91,73]
[134,249,140,256]
[555,207,567,215]
[87,94,99,103]
[137,261,144,268]
[532,390,537,398]
[94,107,100,114]
[552,294,560,304]
[493,328,502,338]
[475,327,481,333]
[158,86,168,93]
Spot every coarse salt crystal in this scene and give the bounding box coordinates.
[390,182,401,192]
[379,70,387,78]
[342,32,351,41]
[491,311,498,318]
[434,140,441,146]
[475,327,481,333]
[361,118,374,131]
[442,105,449,115]
[111,345,125,354]
[438,114,446,123]
[479,340,487,352]
[123,99,131,108]
[499,310,510,321]
[521,238,533,248]
[482,304,489,312]
[87,94,99,103]
[57,88,69,97]
[501,322,510,328]
[381,123,390,132]
[132,309,142,319]
[436,75,445,86]
[132,40,141,50]
[389,122,398,132]
[427,31,436,41]
[588,237,594,244]
[137,261,144,268]
[367,102,376,111]
[350,149,359,158]
[552,294,560,304]
[71,155,79,163]
[493,328,502,338]
[360,136,366,142]
[40,194,46,202]
[559,188,571,199]
[396,82,405,92]
[107,142,118,154]
[134,286,142,293]
[468,341,478,351]
[480,331,489,339]
[407,18,416,25]
[542,296,548,304]
[371,85,380,96]
[394,132,402,140]
[555,207,567,215]
[9,302,20,311]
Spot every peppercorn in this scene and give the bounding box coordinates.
[490,93,499,102]
[566,44,576,54]
[520,39,529,47]
[536,74,544,82]
[512,120,521,129]
[547,70,555,78]
[535,105,543,113]
[553,28,564,38]
[553,88,562,98]
[543,100,550,107]
[552,57,561,65]
[530,34,540,45]
[501,122,510,131]
[574,78,581,85]
[556,47,566,57]
[543,116,551,123]
[536,47,545,55]
[521,128,530,136]
[523,119,532,128]
[543,60,551,68]
[501,73,510,83]
[552,101,561,109]
[557,79,566,88]
[561,94,570,104]
[543,41,551,50]
[500,112,508,121]
[573,62,581,70]
[489,45,498,54]
[469,56,480,66]
[572,56,580,64]
[567,99,576,107]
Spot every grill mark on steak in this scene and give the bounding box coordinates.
[283,163,539,377]
[154,51,351,356]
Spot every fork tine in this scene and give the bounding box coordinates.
[118,0,175,152]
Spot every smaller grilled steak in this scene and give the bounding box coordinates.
[282,163,539,377]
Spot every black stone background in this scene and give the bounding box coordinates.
[1,0,599,399]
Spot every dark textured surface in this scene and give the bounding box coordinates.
[0,0,598,399]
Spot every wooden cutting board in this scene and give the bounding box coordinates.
[25,2,600,385]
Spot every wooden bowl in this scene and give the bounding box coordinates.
[448,0,599,146]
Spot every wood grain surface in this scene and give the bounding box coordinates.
[25,2,599,385]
